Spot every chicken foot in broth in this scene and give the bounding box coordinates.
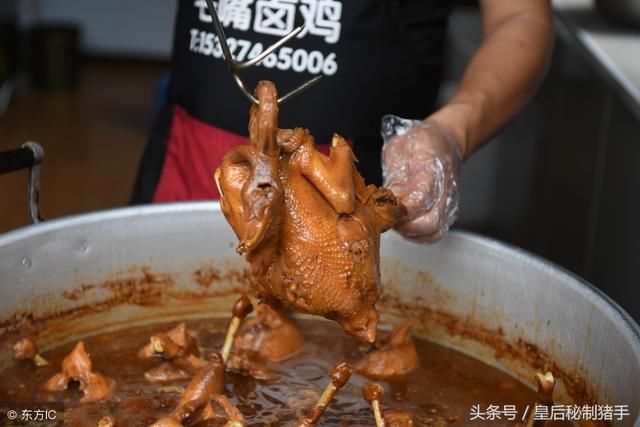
[137,323,200,359]
[221,295,254,363]
[233,303,304,362]
[146,296,309,426]
[0,305,575,426]
[363,382,415,427]
[292,361,353,427]
[225,300,304,381]
[356,321,419,380]
[216,81,407,343]
[138,322,207,383]
[43,341,115,403]
[222,295,280,381]
[13,337,49,366]
[150,353,244,427]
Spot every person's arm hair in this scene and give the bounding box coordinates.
[427,0,554,158]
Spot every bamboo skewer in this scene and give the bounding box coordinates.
[293,361,352,426]
[221,295,254,363]
[363,383,386,427]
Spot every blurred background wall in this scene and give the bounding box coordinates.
[446,5,640,323]
[0,0,174,239]
[15,0,177,59]
[0,3,17,17]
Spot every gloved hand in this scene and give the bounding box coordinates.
[381,115,463,243]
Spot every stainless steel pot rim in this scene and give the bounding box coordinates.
[1,201,639,351]
[444,229,640,351]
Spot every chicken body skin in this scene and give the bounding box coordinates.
[268,132,403,343]
[216,81,406,343]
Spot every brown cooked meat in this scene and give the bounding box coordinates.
[13,337,37,360]
[226,351,278,381]
[13,337,49,366]
[355,321,418,379]
[215,81,406,342]
[43,341,115,403]
[383,410,415,427]
[97,415,117,427]
[150,353,243,426]
[138,323,207,382]
[137,322,199,359]
[363,382,415,426]
[234,303,304,362]
[292,361,353,427]
[144,362,190,383]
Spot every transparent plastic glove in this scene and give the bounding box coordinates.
[381,115,462,243]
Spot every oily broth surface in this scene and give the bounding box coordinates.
[0,318,568,426]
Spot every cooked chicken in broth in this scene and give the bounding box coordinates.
[2,311,566,426]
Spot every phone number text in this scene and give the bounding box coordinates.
[189,29,338,76]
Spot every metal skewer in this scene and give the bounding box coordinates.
[204,0,322,105]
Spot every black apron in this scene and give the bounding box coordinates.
[132,0,453,203]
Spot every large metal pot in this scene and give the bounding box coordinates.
[0,202,639,425]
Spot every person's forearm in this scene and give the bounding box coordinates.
[427,0,554,158]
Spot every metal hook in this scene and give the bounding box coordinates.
[0,142,44,223]
[23,142,44,224]
[204,0,322,105]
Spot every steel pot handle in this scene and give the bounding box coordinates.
[0,142,44,224]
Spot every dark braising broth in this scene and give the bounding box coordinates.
[0,318,571,426]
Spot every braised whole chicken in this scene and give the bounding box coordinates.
[215,81,406,342]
